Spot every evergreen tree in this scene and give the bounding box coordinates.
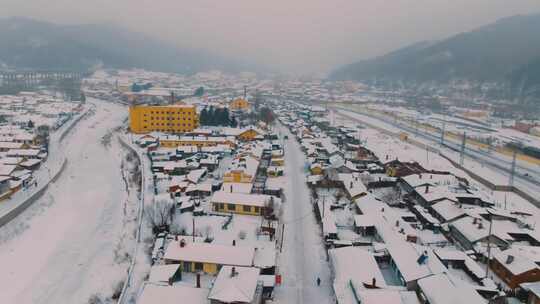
[215,108,224,125]
[207,106,215,126]
[194,86,204,97]
[222,108,231,126]
[200,107,208,125]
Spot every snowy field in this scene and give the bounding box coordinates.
[0,99,136,304]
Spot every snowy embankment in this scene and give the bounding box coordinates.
[0,99,140,304]
[115,134,154,304]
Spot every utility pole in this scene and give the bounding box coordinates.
[460,132,466,166]
[440,117,446,146]
[280,223,285,253]
[509,151,517,188]
[485,213,493,279]
[322,196,326,218]
[192,217,195,242]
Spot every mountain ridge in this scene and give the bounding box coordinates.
[330,13,540,94]
[0,17,255,74]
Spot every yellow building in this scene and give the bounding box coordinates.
[223,170,254,183]
[163,241,255,275]
[210,191,270,216]
[129,105,199,134]
[238,128,262,141]
[399,132,409,141]
[223,156,259,183]
[310,163,323,175]
[230,98,250,111]
[158,135,235,148]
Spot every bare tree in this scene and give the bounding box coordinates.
[145,196,174,233]
[379,188,401,206]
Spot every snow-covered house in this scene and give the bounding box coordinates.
[221,182,253,194]
[208,266,262,304]
[491,248,540,289]
[448,216,508,251]
[416,273,486,304]
[163,240,255,275]
[329,247,388,304]
[384,243,447,290]
[138,284,209,304]
[210,191,273,216]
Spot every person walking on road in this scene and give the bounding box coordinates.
[316,277,321,286]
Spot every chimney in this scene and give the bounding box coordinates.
[506,255,514,264]
[196,273,201,288]
[372,278,376,288]
[425,184,429,194]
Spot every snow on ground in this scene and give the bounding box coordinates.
[0,99,134,304]
[273,124,334,304]
[337,106,539,171]
[118,140,154,304]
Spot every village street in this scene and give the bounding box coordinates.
[274,125,334,304]
[0,99,132,304]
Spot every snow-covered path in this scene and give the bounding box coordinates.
[274,125,334,304]
[0,99,130,304]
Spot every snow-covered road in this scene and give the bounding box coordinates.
[274,125,334,304]
[0,99,131,304]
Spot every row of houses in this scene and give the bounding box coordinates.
[0,93,82,201]
[132,120,286,304]
[273,100,540,304]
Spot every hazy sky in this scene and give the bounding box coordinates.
[2,0,540,73]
